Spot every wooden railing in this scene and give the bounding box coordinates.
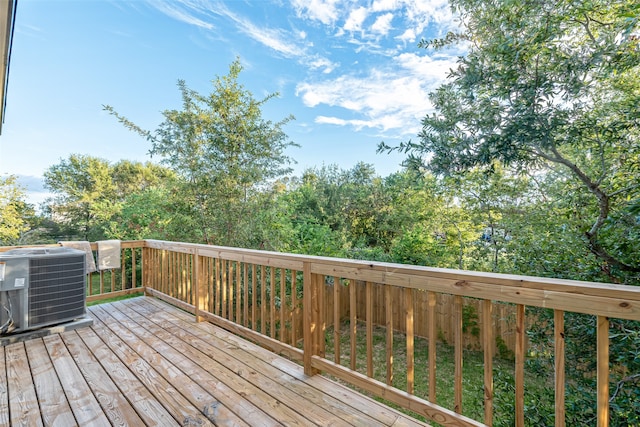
[3,239,639,426]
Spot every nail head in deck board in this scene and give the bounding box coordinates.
[24,339,76,426]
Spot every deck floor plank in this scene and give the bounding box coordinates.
[60,330,145,426]
[107,301,315,427]
[5,342,43,427]
[43,334,111,426]
[74,326,180,427]
[2,296,430,427]
[140,296,429,427]
[0,346,10,426]
[94,303,280,427]
[24,339,77,427]
[125,298,388,427]
[88,309,217,427]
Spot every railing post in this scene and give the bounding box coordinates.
[303,261,319,376]
[142,247,150,296]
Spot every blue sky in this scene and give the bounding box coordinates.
[0,0,462,205]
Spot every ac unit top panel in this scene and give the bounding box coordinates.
[1,247,85,258]
[0,247,85,291]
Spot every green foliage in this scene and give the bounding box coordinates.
[380,0,640,281]
[462,305,480,338]
[43,154,174,241]
[105,57,297,247]
[0,176,32,245]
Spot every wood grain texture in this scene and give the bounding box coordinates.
[6,342,43,427]
[0,347,8,426]
[140,296,426,427]
[43,334,111,426]
[5,295,443,426]
[24,339,76,427]
[60,331,145,426]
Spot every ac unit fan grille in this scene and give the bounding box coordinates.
[28,255,86,327]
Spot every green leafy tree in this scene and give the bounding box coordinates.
[0,176,32,245]
[44,155,174,241]
[44,154,116,240]
[381,0,640,282]
[105,58,297,246]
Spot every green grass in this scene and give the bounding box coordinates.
[87,292,144,307]
[324,321,551,425]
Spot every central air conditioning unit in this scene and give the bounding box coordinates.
[0,247,87,335]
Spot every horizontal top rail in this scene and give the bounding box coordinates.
[143,239,640,320]
[3,239,639,319]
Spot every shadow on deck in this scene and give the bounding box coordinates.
[1,296,429,426]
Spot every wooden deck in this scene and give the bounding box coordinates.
[0,296,429,427]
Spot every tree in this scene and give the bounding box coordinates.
[380,0,640,282]
[44,155,116,240]
[0,176,32,244]
[44,155,174,241]
[105,58,297,246]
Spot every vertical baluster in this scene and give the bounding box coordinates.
[454,295,463,413]
[597,315,609,427]
[333,276,341,364]
[270,267,276,339]
[515,304,526,427]
[555,309,565,427]
[406,287,414,394]
[291,271,297,346]
[366,281,373,378]
[251,264,257,331]
[428,291,437,403]
[243,263,249,328]
[350,279,357,371]
[261,266,266,334]
[484,299,494,426]
[281,268,286,342]
[386,284,393,386]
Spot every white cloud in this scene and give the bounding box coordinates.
[396,28,416,43]
[296,51,459,135]
[290,0,340,25]
[344,7,368,32]
[242,23,306,58]
[150,2,214,30]
[372,0,400,12]
[309,56,339,74]
[148,1,308,59]
[370,13,394,35]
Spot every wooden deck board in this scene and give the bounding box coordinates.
[60,330,144,426]
[43,334,111,426]
[141,297,428,427]
[131,297,394,427]
[6,342,43,427]
[0,346,10,426]
[118,299,368,427]
[1,296,430,427]
[24,339,76,426]
[107,302,318,426]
